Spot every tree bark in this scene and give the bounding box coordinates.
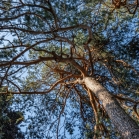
[84,77,139,139]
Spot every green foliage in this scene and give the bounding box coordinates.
[0,95,24,139]
[0,0,139,138]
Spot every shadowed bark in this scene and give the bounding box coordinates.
[84,77,139,139]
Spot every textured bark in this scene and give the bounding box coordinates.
[84,77,139,139]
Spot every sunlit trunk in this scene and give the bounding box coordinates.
[84,77,139,139]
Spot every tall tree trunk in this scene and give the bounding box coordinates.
[84,77,139,139]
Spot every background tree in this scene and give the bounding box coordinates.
[0,0,139,138]
[0,94,24,139]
